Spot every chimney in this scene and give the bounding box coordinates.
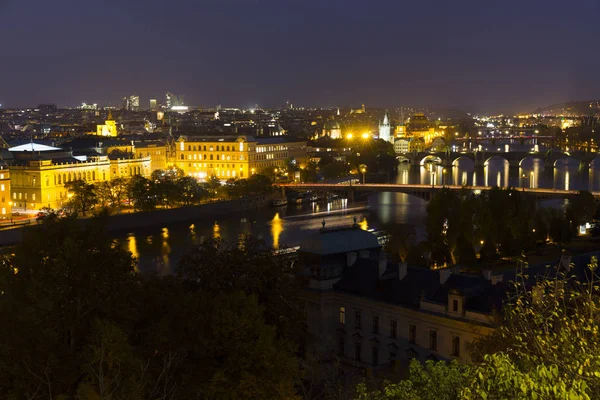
[439,268,452,284]
[378,255,387,277]
[482,269,492,280]
[398,263,407,280]
[346,252,358,266]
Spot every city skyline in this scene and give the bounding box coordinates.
[2,0,600,113]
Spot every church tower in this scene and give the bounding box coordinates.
[379,110,391,142]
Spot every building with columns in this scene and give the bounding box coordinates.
[8,142,150,211]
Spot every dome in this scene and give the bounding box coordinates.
[323,120,341,130]
[299,227,381,255]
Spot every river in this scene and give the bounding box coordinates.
[113,158,600,274]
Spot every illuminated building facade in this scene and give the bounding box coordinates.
[122,95,140,111]
[0,163,11,219]
[149,99,158,111]
[9,148,150,211]
[379,111,391,142]
[96,111,118,137]
[321,120,342,139]
[174,135,308,180]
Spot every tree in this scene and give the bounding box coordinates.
[177,237,305,344]
[175,176,207,206]
[0,215,137,398]
[320,160,349,180]
[566,190,596,233]
[128,175,158,211]
[246,174,274,195]
[470,258,600,396]
[64,179,98,216]
[0,218,302,399]
[357,355,591,400]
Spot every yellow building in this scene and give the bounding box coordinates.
[96,111,118,137]
[0,163,11,219]
[9,147,150,211]
[175,135,308,180]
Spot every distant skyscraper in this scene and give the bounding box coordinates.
[149,99,158,111]
[122,95,140,111]
[166,91,184,110]
[379,110,391,142]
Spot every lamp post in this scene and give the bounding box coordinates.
[442,168,447,187]
[360,166,367,184]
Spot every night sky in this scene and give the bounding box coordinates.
[2,0,600,113]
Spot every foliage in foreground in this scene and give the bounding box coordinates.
[0,215,300,399]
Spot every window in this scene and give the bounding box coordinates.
[409,325,416,344]
[32,194,35,201]
[452,299,459,312]
[0,184,4,192]
[181,154,184,160]
[372,316,379,334]
[339,307,346,324]
[1,208,4,215]
[13,193,16,200]
[338,337,345,356]
[372,347,378,366]
[452,336,460,357]
[355,310,361,329]
[354,342,361,361]
[429,330,437,351]
[391,320,397,339]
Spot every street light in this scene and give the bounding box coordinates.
[442,168,447,187]
[360,165,367,184]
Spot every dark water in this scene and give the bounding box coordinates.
[112,194,429,274]
[114,159,600,274]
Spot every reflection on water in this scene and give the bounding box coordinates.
[113,192,428,274]
[398,157,598,191]
[127,233,139,271]
[271,213,282,249]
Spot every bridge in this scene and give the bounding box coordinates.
[280,183,599,202]
[397,150,600,168]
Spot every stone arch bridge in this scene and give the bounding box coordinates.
[396,151,599,168]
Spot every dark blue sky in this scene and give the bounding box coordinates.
[1,0,599,113]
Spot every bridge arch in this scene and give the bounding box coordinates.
[554,156,579,168]
[452,156,475,169]
[396,155,410,164]
[519,156,544,167]
[484,155,509,167]
[420,155,443,166]
[589,157,600,169]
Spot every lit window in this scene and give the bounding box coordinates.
[239,142,244,152]
[180,141,184,151]
[339,307,346,324]
[1,208,5,215]
[0,185,4,191]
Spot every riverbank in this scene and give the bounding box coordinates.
[0,193,277,247]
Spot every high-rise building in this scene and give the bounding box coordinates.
[122,95,140,111]
[379,110,391,142]
[149,99,158,111]
[165,92,185,110]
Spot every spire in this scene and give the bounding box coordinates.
[383,110,389,125]
[107,110,113,120]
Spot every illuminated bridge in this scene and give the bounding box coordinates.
[280,183,599,202]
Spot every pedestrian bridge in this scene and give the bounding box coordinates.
[280,183,598,202]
